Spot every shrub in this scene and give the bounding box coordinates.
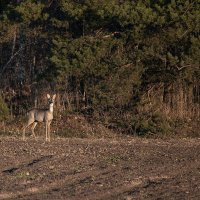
[133,113,172,137]
[0,95,9,121]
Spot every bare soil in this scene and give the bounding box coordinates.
[0,136,200,200]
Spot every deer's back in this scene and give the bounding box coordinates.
[28,108,53,122]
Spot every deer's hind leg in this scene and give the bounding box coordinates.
[22,119,34,141]
[31,122,38,139]
[45,122,48,142]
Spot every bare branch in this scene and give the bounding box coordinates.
[0,42,34,78]
[0,46,24,77]
[102,32,120,38]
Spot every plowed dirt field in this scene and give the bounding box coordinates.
[0,137,200,200]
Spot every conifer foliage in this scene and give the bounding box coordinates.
[0,0,199,135]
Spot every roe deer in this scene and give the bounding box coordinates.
[22,94,56,142]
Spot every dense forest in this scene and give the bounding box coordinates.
[0,0,200,136]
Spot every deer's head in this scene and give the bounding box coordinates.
[47,94,56,106]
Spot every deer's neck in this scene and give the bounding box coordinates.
[49,104,54,113]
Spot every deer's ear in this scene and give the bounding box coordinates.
[53,94,56,100]
[47,94,51,99]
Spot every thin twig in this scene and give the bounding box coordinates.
[174,64,190,71]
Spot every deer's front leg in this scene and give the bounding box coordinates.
[45,122,48,141]
[47,121,51,142]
